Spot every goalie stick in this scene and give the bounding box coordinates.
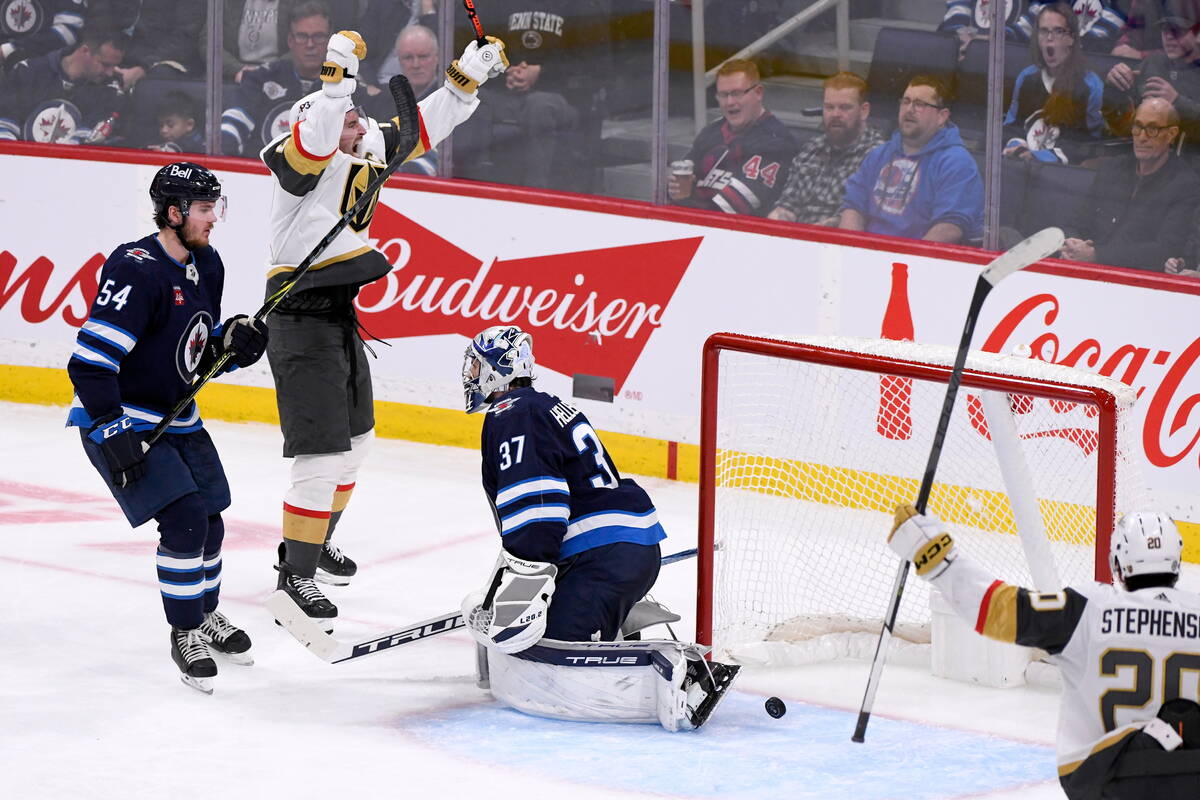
[145,75,422,448]
[268,547,700,664]
[851,226,1065,743]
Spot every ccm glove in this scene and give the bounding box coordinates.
[462,549,556,654]
[88,413,147,488]
[887,503,957,580]
[445,36,508,100]
[321,30,367,98]
[221,315,269,368]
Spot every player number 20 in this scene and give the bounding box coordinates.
[1098,648,1200,732]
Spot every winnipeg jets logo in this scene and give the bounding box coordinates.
[126,248,153,262]
[26,99,80,143]
[175,311,213,382]
[3,0,38,36]
[490,397,520,414]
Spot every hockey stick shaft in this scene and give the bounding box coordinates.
[269,546,701,664]
[146,77,420,448]
[851,227,1064,743]
[463,0,488,45]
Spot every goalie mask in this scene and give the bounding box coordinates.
[462,326,536,414]
[1111,511,1183,582]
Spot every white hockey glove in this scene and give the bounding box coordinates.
[321,30,366,99]
[888,503,957,580]
[462,549,556,654]
[444,36,508,100]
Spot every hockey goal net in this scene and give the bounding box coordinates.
[697,333,1143,666]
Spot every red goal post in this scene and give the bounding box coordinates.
[696,333,1142,663]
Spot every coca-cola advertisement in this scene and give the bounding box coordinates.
[1,149,1198,525]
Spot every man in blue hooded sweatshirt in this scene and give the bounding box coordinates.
[839,74,984,244]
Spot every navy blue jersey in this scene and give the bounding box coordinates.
[481,387,666,564]
[220,59,319,156]
[66,233,225,434]
[0,0,87,67]
[0,48,126,143]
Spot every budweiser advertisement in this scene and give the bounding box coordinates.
[1,150,1198,521]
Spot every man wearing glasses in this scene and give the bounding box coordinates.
[1062,96,1200,270]
[1104,4,1200,156]
[669,59,798,217]
[221,1,336,156]
[838,74,984,244]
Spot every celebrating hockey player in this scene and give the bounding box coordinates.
[459,326,739,731]
[66,162,269,694]
[262,30,507,626]
[888,505,1200,798]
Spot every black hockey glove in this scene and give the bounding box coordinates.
[220,315,269,368]
[88,413,147,488]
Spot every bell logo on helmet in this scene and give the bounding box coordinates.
[168,165,193,179]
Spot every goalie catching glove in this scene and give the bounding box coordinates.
[462,550,556,654]
[888,503,957,580]
[444,37,508,100]
[321,30,367,98]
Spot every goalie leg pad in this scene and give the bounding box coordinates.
[486,639,690,725]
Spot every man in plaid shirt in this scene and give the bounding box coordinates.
[768,72,885,226]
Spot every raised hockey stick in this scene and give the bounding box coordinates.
[851,227,1065,743]
[144,75,421,449]
[463,0,488,45]
[268,546,701,664]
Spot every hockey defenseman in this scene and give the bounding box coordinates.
[262,30,507,627]
[888,505,1200,798]
[66,162,269,693]
[459,326,739,731]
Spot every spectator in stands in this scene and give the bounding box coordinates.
[767,71,885,226]
[1110,0,1168,58]
[669,59,797,217]
[200,0,356,83]
[1020,1,1128,52]
[361,24,440,176]
[1004,2,1106,164]
[1061,97,1200,269]
[146,90,202,153]
[0,23,128,143]
[220,0,329,156]
[839,74,984,244]
[88,1,204,83]
[1,0,87,72]
[938,0,1030,60]
[482,0,611,191]
[358,0,436,86]
[1104,1,1200,152]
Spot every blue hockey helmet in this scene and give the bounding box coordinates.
[462,326,536,414]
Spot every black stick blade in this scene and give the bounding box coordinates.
[388,73,420,155]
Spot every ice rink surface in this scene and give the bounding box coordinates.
[3,402,1080,799]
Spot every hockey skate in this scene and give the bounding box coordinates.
[276,545,337,633]
[199,610,254,666]
[315,540,357,586]
[684,658,741,729]
[171,627,217,695]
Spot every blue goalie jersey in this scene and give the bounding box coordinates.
[66,234,225,434]
[481,387,667,564]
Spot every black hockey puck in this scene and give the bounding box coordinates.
[765,696,786,718]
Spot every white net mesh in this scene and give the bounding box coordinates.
[706,335,1144,665]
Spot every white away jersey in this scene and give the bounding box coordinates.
[934,556,1200,775]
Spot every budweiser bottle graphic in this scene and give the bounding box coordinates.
[878,262,914,439]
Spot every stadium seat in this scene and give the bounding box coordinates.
[955,40,1031,141]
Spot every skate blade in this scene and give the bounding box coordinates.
[180,674,214,695]
[314,570,351,587]
[215,650,254,666]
